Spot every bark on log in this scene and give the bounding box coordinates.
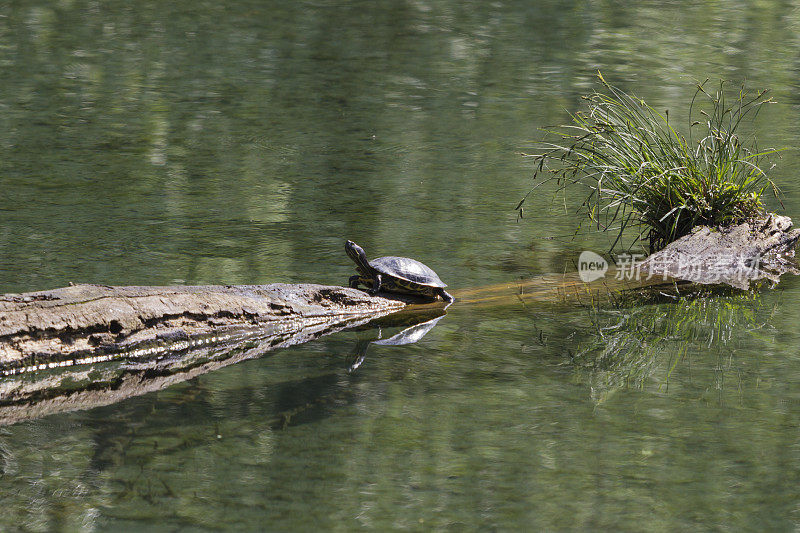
[0,310,385,427]
[0,283,406,375]
[0,285,451,427]
[641,214,800,289]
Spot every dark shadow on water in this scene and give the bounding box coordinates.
[269,372,356,430]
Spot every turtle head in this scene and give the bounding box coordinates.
[345,240,371,270]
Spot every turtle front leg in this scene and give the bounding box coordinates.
[370,274,382,295]
[349,275,361,289]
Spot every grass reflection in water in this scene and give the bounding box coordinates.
[568,288,775,403]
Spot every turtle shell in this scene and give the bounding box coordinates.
[369,256,447,288]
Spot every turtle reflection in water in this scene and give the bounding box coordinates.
[348,309,446,372]
[266,310,447,429]
[345,240,454,303]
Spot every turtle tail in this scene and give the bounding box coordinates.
[438,288,455,303]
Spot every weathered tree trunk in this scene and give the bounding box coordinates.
[3,214,797,368]
[455,214,800,308]
[0,283,406,375]
[0,310,382,426]
[640,214,800,289]
[0,213,797,426]
[0,284,448,426]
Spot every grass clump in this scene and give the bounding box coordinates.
[517,73,782,252]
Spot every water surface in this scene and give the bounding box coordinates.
[1,1,800,530]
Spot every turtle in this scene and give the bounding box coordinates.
[345,240,454,303]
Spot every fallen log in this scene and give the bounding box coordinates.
[0,310,381,426]
[0,212,797,427]
[2,214,797,369]
[641,214,800,289]
[455,214,800,308]
[0,283,406,376]
[0,291,450,427]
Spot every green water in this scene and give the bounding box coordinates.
[2,0,800,530]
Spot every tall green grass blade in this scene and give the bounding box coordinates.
[518,74,781,252]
